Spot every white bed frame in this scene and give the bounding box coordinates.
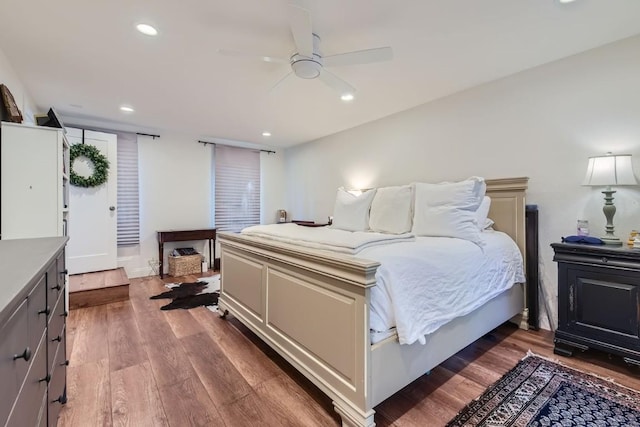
[218,177,528,426]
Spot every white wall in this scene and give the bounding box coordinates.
[284,35,640,330]
[0,46,36,123]
[261,150,287,224]
[118,132,212,277]
[118,134,286,278]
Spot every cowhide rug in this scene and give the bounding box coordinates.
[150,274,220,311]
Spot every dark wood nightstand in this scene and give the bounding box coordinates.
[551,242,640,366]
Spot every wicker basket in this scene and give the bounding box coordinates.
[168,254,202,276]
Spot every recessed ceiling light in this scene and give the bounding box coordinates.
[262,131,272,137]
[341,93,355,102]
[120,105,135,113]
[558,0,577,3]
[136,23,158,36]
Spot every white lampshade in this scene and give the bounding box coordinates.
[583,154,638,186]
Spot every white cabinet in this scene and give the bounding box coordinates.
[1,122,69,239]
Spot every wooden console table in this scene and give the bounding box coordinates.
[157,229,216,278]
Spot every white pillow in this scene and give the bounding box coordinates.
[476,196,492,231]
[412,177,486,245]
[331,188,377,232]
[369,185,413,234]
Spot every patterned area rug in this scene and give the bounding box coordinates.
[446,354,640,426]
[150,274,220,311]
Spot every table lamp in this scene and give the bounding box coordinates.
[583,153,638,245]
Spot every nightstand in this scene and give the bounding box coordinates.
[551,242,640,366]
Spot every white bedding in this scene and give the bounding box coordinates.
[362,230,525,345]
[241,223,415,254]
[240,224,524,346]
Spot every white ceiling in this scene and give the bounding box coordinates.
[1,0,640,148]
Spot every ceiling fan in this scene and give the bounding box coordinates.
[218,1,393,98]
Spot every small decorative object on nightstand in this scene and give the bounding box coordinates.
[552,242,640,366]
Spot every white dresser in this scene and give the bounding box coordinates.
[0,122,70,240]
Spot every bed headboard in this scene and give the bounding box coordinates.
[485,177,529,258]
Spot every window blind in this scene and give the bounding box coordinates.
[214,145,260,232]
[116,133,140,245]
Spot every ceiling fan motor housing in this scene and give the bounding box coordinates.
[291,54,322,79]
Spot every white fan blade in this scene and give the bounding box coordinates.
[217,48,288,64]
[318,69,356,96]
[323,47,393,67]
[269,72,294,92]
[288,3,314,58]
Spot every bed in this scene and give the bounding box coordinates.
[218,177,528,427]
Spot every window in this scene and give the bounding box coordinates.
[213,145,260,232]
[116,133,140,245]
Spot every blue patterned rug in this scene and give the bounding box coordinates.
[446,354,640,426]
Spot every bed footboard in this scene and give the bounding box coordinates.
[219,233,380,426]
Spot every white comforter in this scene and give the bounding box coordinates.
[241,223,415,254]
[240,224,524,346]
[362,230,525,345]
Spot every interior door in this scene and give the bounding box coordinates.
[66,128,118,274]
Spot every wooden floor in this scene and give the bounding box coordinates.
[58,273,640,427]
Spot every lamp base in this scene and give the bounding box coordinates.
[601,236,623,246]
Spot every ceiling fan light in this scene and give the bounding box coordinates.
[292,59,321,79]
[341,93,355,102]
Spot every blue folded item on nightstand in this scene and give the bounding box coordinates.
[562,235,604,245]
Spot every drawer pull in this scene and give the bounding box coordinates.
[13,347,31,362]
[51,395,64,404]
[61,360,69,367]
[51,284,61,291]
[59,269,68,276]
[38,306,51,316]
[569,283,575,312]
[39,374,51,383]
[52,335,62,343]
[62,311,69,318]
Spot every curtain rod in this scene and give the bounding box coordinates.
[198,140,275,154]
[136,132,160,139]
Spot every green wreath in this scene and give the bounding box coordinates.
[70,144,110,188]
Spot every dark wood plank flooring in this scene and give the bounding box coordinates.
[59,273,640,426]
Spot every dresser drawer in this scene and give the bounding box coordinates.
[48,285,66,333]
[46,260,64,312]
[48,332,67,427]
[48,322,66,375]
[28,275,48,354]
[38,392,48,427]
[47,296,66,373]
[0,299,29,423]
[5,335,48,427]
